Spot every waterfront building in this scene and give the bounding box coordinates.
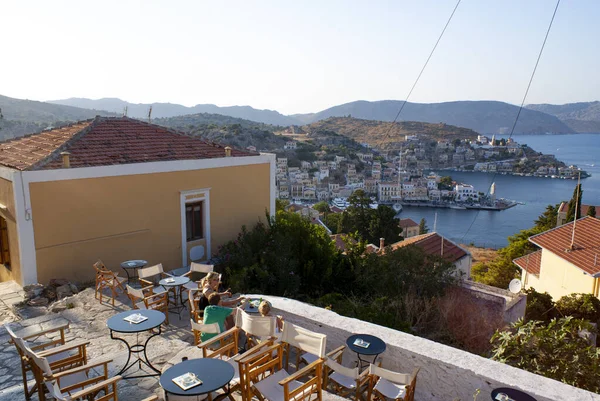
[455,184,479,202]
[399,218,420,239]
[378,182,401,202]
[514,216,600,300]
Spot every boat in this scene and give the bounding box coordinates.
[449,205,467,210]
[332,198,348,209]
[393,203,403,213]
[369,202,379,210]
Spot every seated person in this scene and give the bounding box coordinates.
[200,272,242,307]
[201,293,237,342]
[258,300,284,332]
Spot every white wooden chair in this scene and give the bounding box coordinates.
[323,347,369,401]
[191,319,221,345]
[367,365,420,401]
[126,285,170,325]
[235,308,277,348]
[137,263,171,293]
[250,322,326,401]
[181,262,214,292]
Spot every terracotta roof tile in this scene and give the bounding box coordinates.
[530,216,600,276]
[0,117,258,171]
[388,232,468,263]
[513,250,542,276]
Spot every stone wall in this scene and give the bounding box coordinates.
[261,295,600,401]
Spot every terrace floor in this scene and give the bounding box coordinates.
[0,282,347,401]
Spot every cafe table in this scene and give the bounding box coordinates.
[160,358,235,401]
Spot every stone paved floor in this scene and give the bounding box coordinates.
[0,284,348,401]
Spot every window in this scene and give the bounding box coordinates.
[185,201,204,241]
[0,216,10,267]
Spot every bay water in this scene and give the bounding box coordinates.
[397,133,600,248]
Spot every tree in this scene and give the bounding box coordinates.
[565,183,583,223]
[438,176,453,190]
[491,317,600,392]
[276,198,290,212]
[588,205,596,218]
[368,205,401,245]
[313,201,330,214]
[555,293,600,323]
[345,190,373,241]
[524,288,555,322]
[534,204,558,231]
[418,218,429,235]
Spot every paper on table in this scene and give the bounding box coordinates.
[123,313,148,324]
[353,338,370,348]
[172,372,203,390]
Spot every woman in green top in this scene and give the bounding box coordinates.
[201,293,236,342]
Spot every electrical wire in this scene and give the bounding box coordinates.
[460,0,562,242]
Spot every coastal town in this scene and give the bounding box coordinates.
[274,132,587,208]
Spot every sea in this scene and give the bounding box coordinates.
[397,133,600,248]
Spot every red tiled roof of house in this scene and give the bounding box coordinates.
[388,232,468,263]
[330,206,344,213]
[558,201,598,217]
[399,218,419,229]
[0,116,258,171]
[330,234,357,252]
[513,250,542,276]
[529,216,600,276]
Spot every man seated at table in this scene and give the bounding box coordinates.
[201,293,237,342]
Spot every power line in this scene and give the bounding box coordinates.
[460,0,561,242]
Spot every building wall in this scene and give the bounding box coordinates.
[533,250,595,299]
[0,178,21,284]
[29,164,271,284]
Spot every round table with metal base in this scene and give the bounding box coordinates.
[120,259,148,286]
[346,333,387,370]
[159,276,191,319]
[160,358,235,401]
[491,388,537,401]
[107,309,165,379]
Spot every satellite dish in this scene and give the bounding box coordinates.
[509,278,522,294]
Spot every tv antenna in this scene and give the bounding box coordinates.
[148,106,153,123]
[123,106,128,117]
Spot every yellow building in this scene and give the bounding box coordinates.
[0,117,275,285]
[514,216,600,300]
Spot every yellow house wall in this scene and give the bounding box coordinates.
[533,250,595,299]
[29,163,271,284]
[0,178,22,284]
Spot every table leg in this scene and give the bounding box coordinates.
[110,326,162,379]
[355,353,381,370]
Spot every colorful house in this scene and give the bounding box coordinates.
[514,216,600,300]
[0,117,275,285]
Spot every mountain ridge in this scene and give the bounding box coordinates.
[526,101,600,133]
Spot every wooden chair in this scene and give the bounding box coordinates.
[23,341,115,401]
[191,319,222,345]
[323,346,369,401]
[5,323,89,400]
[249,322,326,401]
[126,285,170,325]
[189,288,210,322]
[235,307,277,349]
[367,365,420,401]
[138,263,171,294]
[181,262,214,292]
[93,260,127,306]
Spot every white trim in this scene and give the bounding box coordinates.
[22,155,273,183]
[180,188,211,267]
[12,172,37,285]
[263,153,277,218]
[0,167,15,182]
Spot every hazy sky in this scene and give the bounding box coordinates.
[2,0,598,114]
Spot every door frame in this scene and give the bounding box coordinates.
[180,188,211,267]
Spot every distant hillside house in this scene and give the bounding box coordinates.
[0,117,275,286]
[398,218,419,239]
[556,201,598,226]
[514,216,600,300]
[374,233,472,279]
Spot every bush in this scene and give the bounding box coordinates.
[524,288,555,322]
[555,293,600,323]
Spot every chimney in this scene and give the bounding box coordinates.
[60,151,71,168]
[225,146,232,157]
[379,237,385,249]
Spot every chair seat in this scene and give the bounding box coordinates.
[301,352,318,365]
[135,301,148,310]
[330,371,358,389]
[254,369,305,401]
[374,378,406,399]
[224,354,241,385]
[57,371,88,392]
[46,350,76,364]
[153,285,167,294]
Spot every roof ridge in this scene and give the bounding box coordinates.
[27,118,99,171]
[530,215,597,246]
[0,118,96,146]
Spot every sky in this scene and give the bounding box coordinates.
[1,0,598,115]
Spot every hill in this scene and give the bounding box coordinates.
[0,94,116,140]
[300,116,480,150]
[49,97,301,126]
[526,101,600,133]
[292,100,574,135]
[152,113,289,151]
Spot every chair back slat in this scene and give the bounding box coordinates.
[138,263,163,279]
[190,262,214,274]
[281,322,326,358]
[325,357,359,379]
[235,308,276,338]
[369,364,411,384]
